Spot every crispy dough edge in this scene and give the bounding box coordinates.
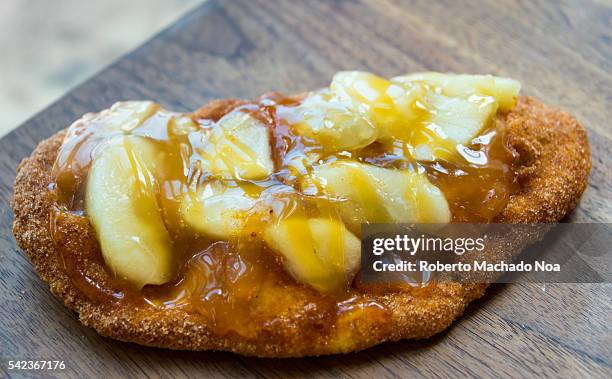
[11,96,590,357]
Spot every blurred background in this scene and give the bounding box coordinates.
[0,0,203,137]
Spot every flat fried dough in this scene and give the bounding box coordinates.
[11,96,590,357]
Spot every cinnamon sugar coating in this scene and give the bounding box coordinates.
[11,96,590,356]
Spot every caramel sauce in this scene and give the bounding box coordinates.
[49,79,519,338]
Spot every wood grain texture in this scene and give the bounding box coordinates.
[0,0,610,377]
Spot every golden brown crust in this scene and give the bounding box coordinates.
[11,96,590,357]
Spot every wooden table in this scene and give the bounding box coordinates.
[1,0,610,377]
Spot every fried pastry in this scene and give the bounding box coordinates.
[12,72,590,356]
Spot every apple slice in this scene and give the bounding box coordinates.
[329,71,423,140]
[85,136,174,288]
[197,111,274,180]
[180,182,259,239]
[93,101,160,133]
[263,218,360,293]
[426,92,498,146]
[392,72,520,111]
[292,91,378,152]
[304,161,451,231]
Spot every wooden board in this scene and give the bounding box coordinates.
[1,0,610,377]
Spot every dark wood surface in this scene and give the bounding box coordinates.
[1,0,611,377]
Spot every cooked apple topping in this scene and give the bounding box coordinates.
[51,71,520,299]
[196,111,274,180]
[180,181,262,239]
[264,218,360,293]
[291,91,378,152]
[85,136,174,288]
